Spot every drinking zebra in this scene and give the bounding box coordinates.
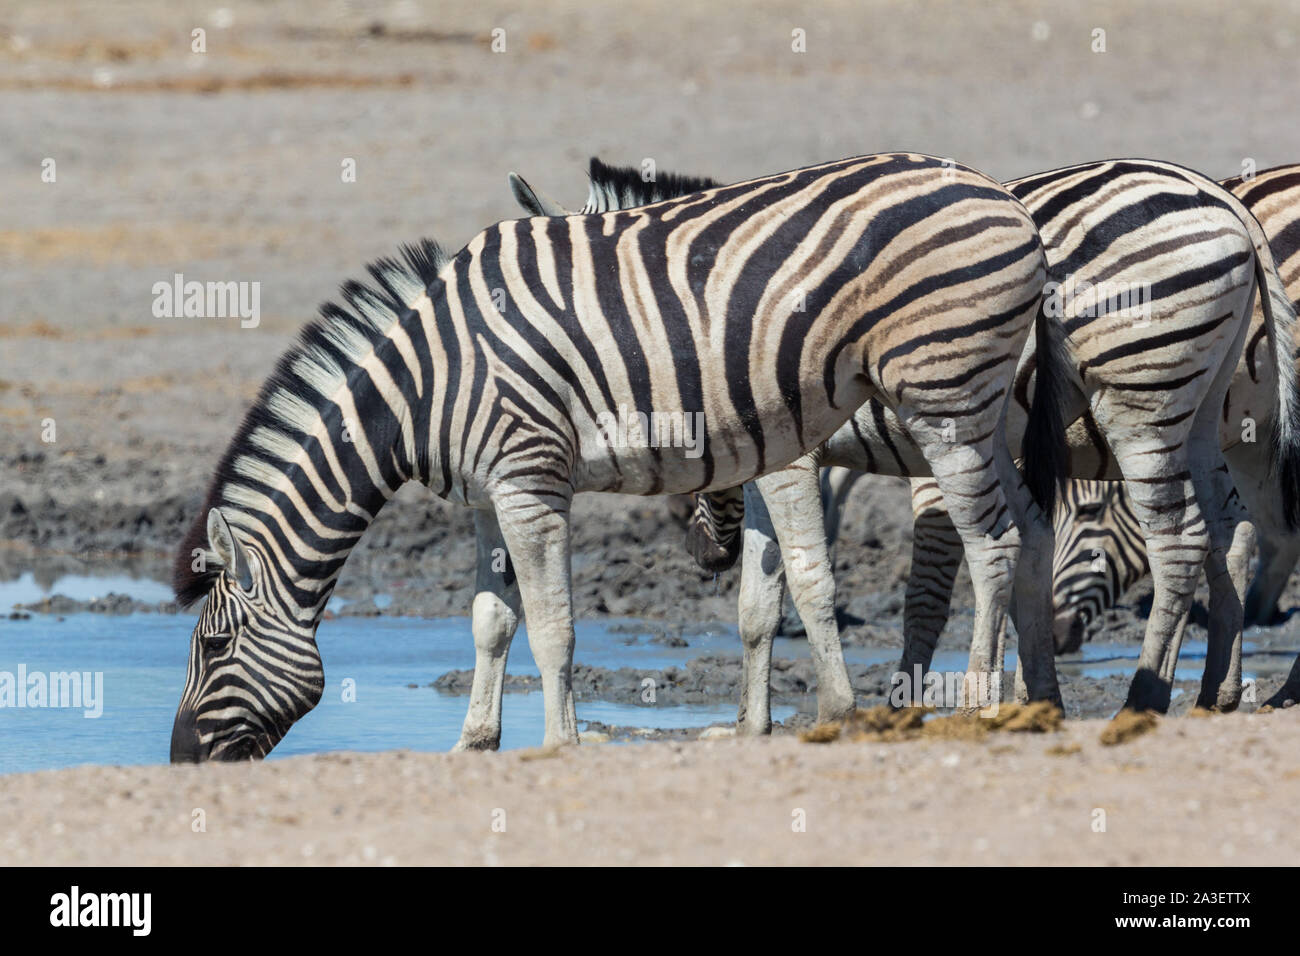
[169,152,1061,761]
[523,157,1300,724]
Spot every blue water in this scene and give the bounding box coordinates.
[4,575,1285,775]
[0,576,797,774]
[0,572,174,610]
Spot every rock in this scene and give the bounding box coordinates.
[698,726,736,740]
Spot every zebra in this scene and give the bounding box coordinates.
[885,473,1151,656]
[1047,478,1155,650]
[513,156,1071,720]
[832,166,1300,708]
[168,151,1062,761]
[528,157,1300,724]
[1044,166,1300,660]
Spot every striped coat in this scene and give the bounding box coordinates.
[170,153,1058,760]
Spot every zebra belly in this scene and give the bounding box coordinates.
[569,385,874,495]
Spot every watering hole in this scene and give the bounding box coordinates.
[1,571,1295,775]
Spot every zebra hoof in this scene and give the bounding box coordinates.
[1123,669,1172,715]
[816,701,856,725]
[452,733,501,752]
[1262,686,1299,709]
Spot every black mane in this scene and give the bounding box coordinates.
[585,156,720,209]
[172,238,449,608]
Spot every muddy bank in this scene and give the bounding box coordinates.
[431,652,1293,722]
[0,456,929,635]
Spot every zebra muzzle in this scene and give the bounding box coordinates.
[169,711,207,763]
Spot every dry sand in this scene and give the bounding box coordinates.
[3,712,1297,866]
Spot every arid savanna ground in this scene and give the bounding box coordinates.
[2,0,1299,863]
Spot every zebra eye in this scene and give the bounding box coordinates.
[202,632,233,654]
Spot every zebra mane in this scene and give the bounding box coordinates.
[583,156,720,212]
[172,238,450,608]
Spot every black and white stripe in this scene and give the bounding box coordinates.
[666,158,1300,717]
[170,152,1058,759]
[1045,167,1300,698]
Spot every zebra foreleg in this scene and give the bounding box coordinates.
[1245,530,1300,626]
[734,482,786,735]
[991,437,1060,707]
[493,489,580,747]
[897,477,964,692]
[453,509,523,752]
[1230,455,1300,626]
[752,455,857,724]
[820,466,863,552]
[1263,657,1300,708]
[1190,451,1252,712]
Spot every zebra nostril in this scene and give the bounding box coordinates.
[169,712,204,764]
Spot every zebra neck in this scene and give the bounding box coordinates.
[225,347,422,625]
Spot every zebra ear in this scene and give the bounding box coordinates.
[508,172,569,217]
[206,508,254,592]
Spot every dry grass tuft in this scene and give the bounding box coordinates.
[923,701,1063,740]
[845,705,928,741]
[799,701,1064,745]
[1100,709,1159,746]
[1046,742,1082,757]
[798,722,842,744]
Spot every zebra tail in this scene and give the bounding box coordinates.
[1021,292,1069,514]
[1238,202,1300,530]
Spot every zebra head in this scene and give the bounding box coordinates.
[1050,480,1147,653]
[170,508,324,762]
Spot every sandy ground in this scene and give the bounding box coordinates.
[4,0,1300,862]
[3,712,1296,866]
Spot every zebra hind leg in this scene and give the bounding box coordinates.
[1108,436,1208,713]
[751,454,857,724]
[1195,497,1252,712]
[734,482,787,735]
[907,422,1018,713]
[453,509,523,752]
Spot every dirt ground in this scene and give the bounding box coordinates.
[3,0,1300,861]
[2,713,1296,866]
